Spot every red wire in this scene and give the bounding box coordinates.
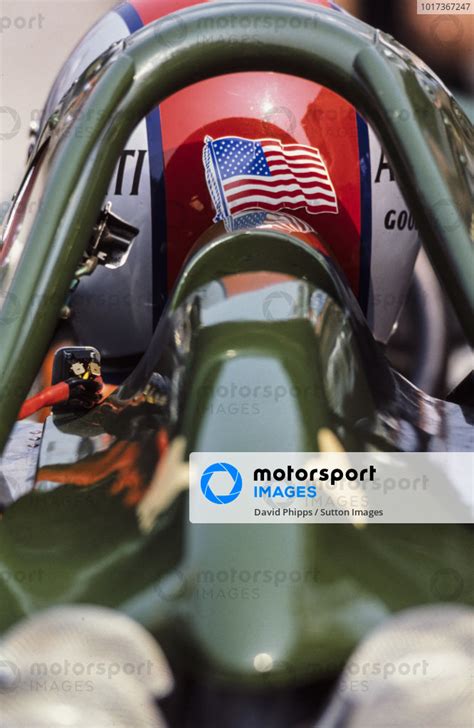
[17,382,70,420]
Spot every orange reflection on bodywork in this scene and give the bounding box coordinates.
[35,434,162,507]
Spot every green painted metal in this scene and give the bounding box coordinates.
[0,1,472,455]
[0,231,472,682]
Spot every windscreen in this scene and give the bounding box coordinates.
[0,141,50,307]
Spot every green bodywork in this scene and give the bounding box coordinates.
[0,2,472,687]
[0,227,472,684]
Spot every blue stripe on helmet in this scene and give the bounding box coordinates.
[356,113,372,317]
[115,2,168,330]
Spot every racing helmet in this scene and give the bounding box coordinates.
[38,0,419,358]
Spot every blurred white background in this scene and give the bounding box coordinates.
[0,0,116,208]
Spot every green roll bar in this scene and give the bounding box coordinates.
[0,1,472,452]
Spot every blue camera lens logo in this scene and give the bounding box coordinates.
[201,462,243,504]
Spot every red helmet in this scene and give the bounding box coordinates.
[39,0,419,357]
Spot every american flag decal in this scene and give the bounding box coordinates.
[203,135,338,221]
